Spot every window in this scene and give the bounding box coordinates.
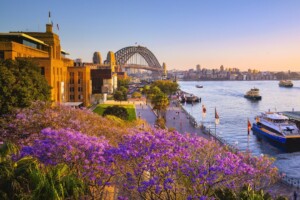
[70,87,74,92]
[78,72,83,84]
[0,51,4,60]
[23,39,37,49]
[78,95,81,100]
[40,67,45,76]
[69,72,74,84]
[69,95,75,100]
[78,87,82,92]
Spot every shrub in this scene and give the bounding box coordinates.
[103,105,129,120]
[131,91,142,99]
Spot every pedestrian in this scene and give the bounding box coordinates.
[173,117,175,120]
[294,191,298,200]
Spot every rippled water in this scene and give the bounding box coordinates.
[179,80,300,178]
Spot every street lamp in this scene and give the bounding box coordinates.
[207,125,211,134]
[234,141,239,149]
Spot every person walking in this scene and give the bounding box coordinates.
[294,191,298,200]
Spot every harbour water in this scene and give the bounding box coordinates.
[179,80,300,178]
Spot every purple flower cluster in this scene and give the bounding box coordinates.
[106,130,276,198]
[20,128,112,185]
[19,128,277,199]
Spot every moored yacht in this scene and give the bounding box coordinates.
[279,80,293,87]
[252,112,300,151]
[244,88,262,100]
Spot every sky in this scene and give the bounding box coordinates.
[1,0,300,71]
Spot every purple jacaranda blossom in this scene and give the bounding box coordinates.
[19,128,113,188]
[108,129,278,199]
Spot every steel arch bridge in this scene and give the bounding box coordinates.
[115,46,163,72]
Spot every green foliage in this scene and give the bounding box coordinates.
[147,86,161,101]
[0,59,51,115]
[0,142,86,200]
[113,90,124,101]
[213,185,287,200]
[142,85,150,95]
[113,87,128,101]
[0,141,19,162]
[151,92,169,117]
[151,80,179,95]
[93,103,136,121]
[103,105,129,120]
[131,91,142,99]
[117,77,130,89]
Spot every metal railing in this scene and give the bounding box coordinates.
[279,172,300,188]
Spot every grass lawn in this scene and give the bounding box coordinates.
[93,103,136,121]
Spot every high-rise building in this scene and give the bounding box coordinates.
[220,65,224,71]
[162,62,167,77]
[196,64,201,71]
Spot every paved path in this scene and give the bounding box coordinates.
[135,101,157,126]
[135,100,209,139]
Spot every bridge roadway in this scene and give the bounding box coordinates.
[121,64,163,72]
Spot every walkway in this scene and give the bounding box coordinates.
[135,100,209,139]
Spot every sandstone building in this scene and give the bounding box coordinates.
[0,23,92,106]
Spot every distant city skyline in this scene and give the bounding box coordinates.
[1,0,300,71]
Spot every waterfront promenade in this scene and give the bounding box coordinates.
[135,100,209,139]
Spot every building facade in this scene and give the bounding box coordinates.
[0,24,91,106]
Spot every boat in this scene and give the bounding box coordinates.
[252,112,300,152]
[196,85,203,88]
[178,91,201,104]
[244,88,262,100]
[279,80,293,87]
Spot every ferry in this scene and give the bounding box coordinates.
[252,112,300,151]
[279,80,293,87]
[244,88,262,100]
[196,85,203,88]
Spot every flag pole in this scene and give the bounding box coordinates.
[48,11,51,24]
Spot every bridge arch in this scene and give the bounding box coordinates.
[115,46,162,71]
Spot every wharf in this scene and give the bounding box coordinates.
[177,90,201,104]
[282,111,300,128]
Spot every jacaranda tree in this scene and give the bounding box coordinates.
[19,128,278,199]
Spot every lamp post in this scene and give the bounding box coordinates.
[207,125,211,135]
[234,141,239,150]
